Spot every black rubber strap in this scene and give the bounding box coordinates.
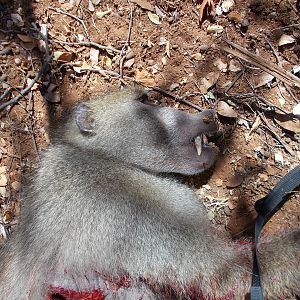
[250,164,300,300]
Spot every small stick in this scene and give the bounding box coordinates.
[0,26,50,111]
[151,86,204,111]
[120,3,134,80]
[50,39,121,54]
[49,7,89,39]
[258,112,294,155]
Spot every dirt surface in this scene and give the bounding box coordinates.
[0,0,299,248]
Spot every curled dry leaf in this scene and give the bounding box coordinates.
[17,34,34,43]
[226,172,243,188]
[148,12,161,24]
[199,71,219,93]
[229,59,242,72]
[213,58,228,72]
[53,51,75,62]
[18,34,37,50]
[254,71,274,88]
[216,101,238,118]
[130,0,154,11]
[274,114,300,133]
[278,34,296,47]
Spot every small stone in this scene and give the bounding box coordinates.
[14,57,21,66]
[0,74,8,81]
[199,44,210,52]
[11,181,21,191]
[14,47,20,54]
[0,47,12,55]
[0,174,8,187]
[123,58,135,68]
[147,59,155,66]
[0,187,6,197]
[241,19,249,33]
[168,16,174,23]
[125,50,135,60]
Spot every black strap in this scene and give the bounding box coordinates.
[250,164,300,300]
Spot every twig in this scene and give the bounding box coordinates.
[49,7,89,40]
[151,87,204,111]
[220,39,300,88]
[258,112,294,155]
[0,26,50,111]
[0,88,12,101]
[264,36,281,67]
[224,70,244,93]
[50,39,121,54]
[119,3,134,81]
[59,63,134,81]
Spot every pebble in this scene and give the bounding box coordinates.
[14,57,21,66]
[0,74,8,81]
[199,44,210,52]
[125,51,135,60]
[147,59,155,66]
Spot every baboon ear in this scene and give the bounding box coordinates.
[75,103,96,135]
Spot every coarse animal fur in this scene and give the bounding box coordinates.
[0,87,299,300]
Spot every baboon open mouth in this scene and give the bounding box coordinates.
[193,132,220,157]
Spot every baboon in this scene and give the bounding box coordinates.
[0,87,299,300]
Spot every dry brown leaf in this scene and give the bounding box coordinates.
[213,58,227,72]
[274,114,300,133]
[254,71,274,88]
[226,172,243,188]
[148,12,161,24]
[130,0,155,11]
[278,34,296,47]
[199,71,219,93]
[53,51,75,62]
[17,34,34,43]
[216,101,238,118]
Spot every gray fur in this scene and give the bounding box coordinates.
[0,87,299,300]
